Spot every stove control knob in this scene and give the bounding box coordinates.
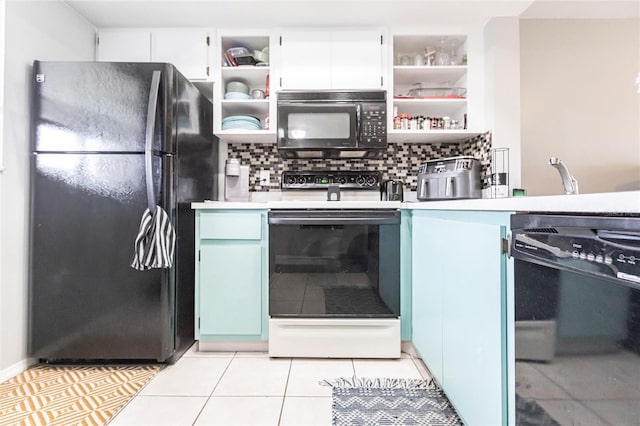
[286,175,296,185]
[356,176,366,185]
[297,176,306,184]
[338,177,347,185]
[366,176,377,186]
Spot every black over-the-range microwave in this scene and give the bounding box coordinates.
[276,90,387,159]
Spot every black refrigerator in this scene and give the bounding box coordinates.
[29,61,218,363]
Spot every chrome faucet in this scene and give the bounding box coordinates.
[548,157,579,195]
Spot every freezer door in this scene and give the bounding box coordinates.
[29,152,175,361]
[173,67,217,203]
[31,61,176,154]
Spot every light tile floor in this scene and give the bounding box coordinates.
[110,344,430,426]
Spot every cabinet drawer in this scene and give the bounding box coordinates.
[199,212,262,240]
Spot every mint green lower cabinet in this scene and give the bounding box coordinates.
[199,244,262,335]
[195,209,268,341]
[400,210,413,341]
[411,213,444,383]
[411,210,512,426]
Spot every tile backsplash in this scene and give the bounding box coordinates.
[227,132,492,191]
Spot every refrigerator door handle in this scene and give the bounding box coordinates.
[144,70,162,214]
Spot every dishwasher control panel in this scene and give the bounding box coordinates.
[510,214,640,286]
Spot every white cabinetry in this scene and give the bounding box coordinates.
[97,29,213,81]
[390,34,481,143]
[97,31,151,62]
[279,29,384,90]
[152,30,212,80]
[214,30,275,143]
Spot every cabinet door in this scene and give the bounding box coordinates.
[97,31,151,62]
[152,30,211,80]
[199,243,263,336]
[411,211,509,426]
[411,213,444,384]
[439,219,505,426]
[280,31,332,89]
[280,29,383,90]
[331,30,382,89]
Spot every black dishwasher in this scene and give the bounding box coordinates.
[510,213,640,426]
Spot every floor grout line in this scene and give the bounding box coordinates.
[108,353,430,425]
[277,358,293,426]
[189,353,235,425]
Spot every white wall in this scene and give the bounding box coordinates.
[0,0,94,376]
[484,17,522,191]
[520,19,640,195]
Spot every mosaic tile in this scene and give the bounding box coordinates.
[227,132,493,191]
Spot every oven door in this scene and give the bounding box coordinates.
[276,103,358,151]
[268,209,400,319]
[510,214,640,426]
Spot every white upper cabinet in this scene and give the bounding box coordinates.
[280,31,332,89]
[97,29,213,81]
[152,30,212,80]
[279,29,385,90]
[97,31,151,62]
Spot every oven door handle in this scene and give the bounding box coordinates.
[268,210,400,226]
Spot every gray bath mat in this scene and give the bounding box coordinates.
[322,377,463,425]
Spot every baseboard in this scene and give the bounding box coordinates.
[401,341,420,358]
[0,357,37,382]
[198,340,268,352]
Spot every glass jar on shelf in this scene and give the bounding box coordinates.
[435,37,450,66]
[449,40,459,66]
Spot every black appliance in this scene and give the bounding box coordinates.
[510,213,640,425]
[29,61,218,363]
[268,209,401,318]
[276,90,386,159]
[381,180,404,201]
[270,169,399,318]
[281,170,380,190]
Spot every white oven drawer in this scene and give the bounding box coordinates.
[268,318,401,358]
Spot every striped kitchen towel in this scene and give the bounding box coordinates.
[130,206,176,270]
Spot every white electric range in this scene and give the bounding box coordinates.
[267,170,402,358]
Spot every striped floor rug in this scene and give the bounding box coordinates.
[323,377,463,425]
[0,364,161,425]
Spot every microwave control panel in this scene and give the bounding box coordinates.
[361,103,386,144]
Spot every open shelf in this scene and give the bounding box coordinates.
[388,129,481,144]
[217,130,276,143]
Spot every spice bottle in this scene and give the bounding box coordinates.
[400,114,411,130]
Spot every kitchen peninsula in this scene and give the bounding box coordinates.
[193,190,640,212]
[192,190,640,425]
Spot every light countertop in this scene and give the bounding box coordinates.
[191,191,640,214]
